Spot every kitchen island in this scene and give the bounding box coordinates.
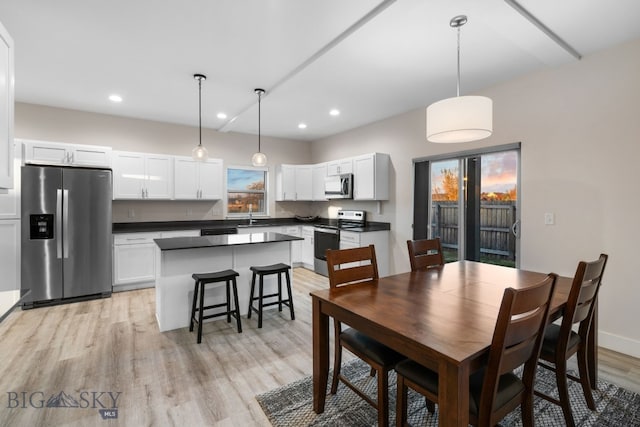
[154,232,303,332]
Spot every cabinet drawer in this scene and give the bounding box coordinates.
[283,226,301,236]
[339,231,360,245]
[113,232,160,245]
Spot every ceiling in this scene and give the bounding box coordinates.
[1,0,639,142]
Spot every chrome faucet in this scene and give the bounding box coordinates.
[248,204,256,225]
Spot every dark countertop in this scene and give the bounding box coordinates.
[154,232,304,251]
[113,218,391,234]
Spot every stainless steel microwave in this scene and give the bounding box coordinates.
[324,173,353,199]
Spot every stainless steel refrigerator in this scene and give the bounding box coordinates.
[21,165,112,307]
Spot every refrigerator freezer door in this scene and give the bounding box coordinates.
[63,168,112,298]
[21,166,63,302]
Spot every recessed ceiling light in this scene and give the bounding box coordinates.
[298,123,307,129]
[108,94,123,103]
[329,109,340,116]
[217,112,227,119]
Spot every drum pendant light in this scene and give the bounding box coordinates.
[251,88,267,167]
[191,74,209,161]
[426,15,492,143]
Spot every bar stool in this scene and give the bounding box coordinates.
[190,269,242,343]
[247,263,295,328]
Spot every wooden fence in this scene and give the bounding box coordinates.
[431,201,516,263]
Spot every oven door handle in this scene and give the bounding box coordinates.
[313,227,339,235]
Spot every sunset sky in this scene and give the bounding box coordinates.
[431,151,518,195]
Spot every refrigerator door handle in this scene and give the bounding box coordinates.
[63,189,70,259]
[56,189,63,258]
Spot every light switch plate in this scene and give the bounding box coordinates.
[544,212,554,225]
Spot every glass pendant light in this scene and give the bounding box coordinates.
[251,88,267,167]
[426,15,493,143]
[191,74,209,161]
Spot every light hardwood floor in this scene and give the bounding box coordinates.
[0,268,638,426]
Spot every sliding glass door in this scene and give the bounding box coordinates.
[414,144,520,267]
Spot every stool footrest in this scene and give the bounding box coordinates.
[252,299,292,308]
[194,311,241,324]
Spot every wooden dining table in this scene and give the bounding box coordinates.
[311,261,595,426]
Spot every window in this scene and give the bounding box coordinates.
[227,167,267,216]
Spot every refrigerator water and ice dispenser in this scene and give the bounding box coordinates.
[30,214,54,239]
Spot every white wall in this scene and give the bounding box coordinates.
[15,103,314,222]
[311,38,640,357]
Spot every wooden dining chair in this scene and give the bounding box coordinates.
[406,238,444,271]
[395,273,557,427]
[534,253,608,427]
[326,245,405,427]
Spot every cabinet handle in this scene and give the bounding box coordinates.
[70,152,74,164]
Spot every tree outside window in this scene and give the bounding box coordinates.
[227,168,267,215]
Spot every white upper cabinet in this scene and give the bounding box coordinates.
[353,153,390,201]
[279,164,296,201]
[296,165,313,200]
[276,153,390,202]
[327,158,353,176]
[198,159,223,199]
[173,157,198,199]
[112,151,173,200]
[174,156,223,200]
[0,21,14,189]
[22,139,112,168]
[277,164,313,201]
[312,163,327,201]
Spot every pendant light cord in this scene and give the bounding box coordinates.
[257,90,262,152]
[456,24,461,97]
[198,77,202,147]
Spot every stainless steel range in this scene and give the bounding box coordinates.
[313,210,366,276]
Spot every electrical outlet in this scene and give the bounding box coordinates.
[544,212,554,225]
[186,208,193,216]
[128,208,135,218]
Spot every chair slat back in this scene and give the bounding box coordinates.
[407,238,444,271]
[478,273,557,424]
[326,245,379,289]
[570,254,608,325]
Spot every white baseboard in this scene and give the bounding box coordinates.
[599,331,640,359]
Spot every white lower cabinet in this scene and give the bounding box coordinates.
[0,219,20,293]
[113,230,200,291]
[283,226,302,265]
[339,230,390,277]
[301,226,314,269]
[113,232,159,291]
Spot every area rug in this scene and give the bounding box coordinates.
[256,359,640,426]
